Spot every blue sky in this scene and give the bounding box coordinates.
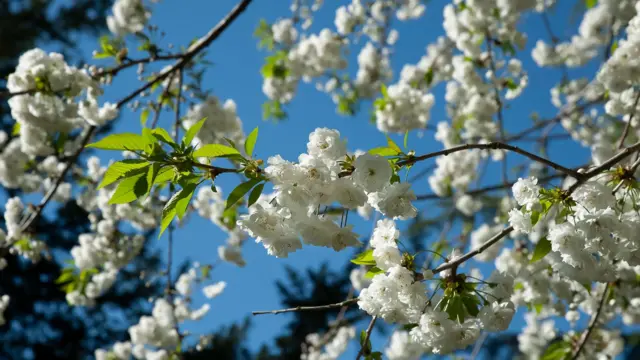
[38,0,615,357]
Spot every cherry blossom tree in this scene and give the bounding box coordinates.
[2,0,640,359]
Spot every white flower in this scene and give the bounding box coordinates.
[369,183,418,220]
[107,0,150,36]
[478,301,516,332]
[373,245,402,271]
[0,295,9,326]
[272,18,298,45]
[218,245,246,267]
[512,177,540,208]
[370,219,400,248]
[352,153,392,192]
[508,209,533,234]
[307,128,347,161]
[203,282,227,299]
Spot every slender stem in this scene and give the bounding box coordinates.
[115,0,253,109]
[484,33,509,188]
[151,72,177,129]
[506,98,603,142]
[355,316,378,360]
[251,298,358,316]
[396,142,585,179]
[173,71,184,140]
[616,91,640,149]
[94,53,183,79]
[432,225,514,275]
[570,284,610,360]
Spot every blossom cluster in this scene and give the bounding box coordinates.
[238,128,418,257]
[7,49,117,156]
[95,266,226,360]
[302,326,356,360]
[355,220,516,354]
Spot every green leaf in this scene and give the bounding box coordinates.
[534,303,543,314]
[403,131,409,149]
[380,84,389,99]
[154,166,176,185]
[108,171,149,204]
[505,78,518,90]
[386,136,402,154]
[193,144,241,158]
[245,127,259,158]
[87,133,150,151]
[585,0,598,9]
[461,293,480,317]
[424,68,434,86]
[224,137,238,150]
[445,294,466,323]
[146,163,162,192]
[530,210,541,226]
[351,249,376,266]
[98,159,149,189]
[183,117,207,146]
[610,40,619,55]
[225,178,261,210]
[247,182,265,207]
[93,52,111,59]
[159,185,196,238]
[55,271,75,285]
[12,122,20,136]
[151,128,175,145]
[530,237,552,263]
[541,340,571,360]
[514,282,524,291]
[140,109,150,126]
[402,323,419,331]
[360,330,371,353]
[175,184,197,220]
[364,266,385,278]
[368,146,399,156]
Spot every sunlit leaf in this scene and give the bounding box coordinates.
[225,178,261,210]
[87,133,150,151]
[98,159,149,189]
[245,127,259,158]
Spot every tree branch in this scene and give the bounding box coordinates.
[251,298,359,316]
[396,142,585,179]
[355,316,377,360]
[570,284,610,360]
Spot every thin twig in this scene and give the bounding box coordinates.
[616,91,640,149]
[355,316,378,360]
[396,142,585,179]
[432,225,514,275]
[570,284,610,360]
[506,98,603,142]
[94,53,183,79]
[151,72,177,129]
[115,0,253,108]
[251,298,359,316]
[484,33,509,189]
